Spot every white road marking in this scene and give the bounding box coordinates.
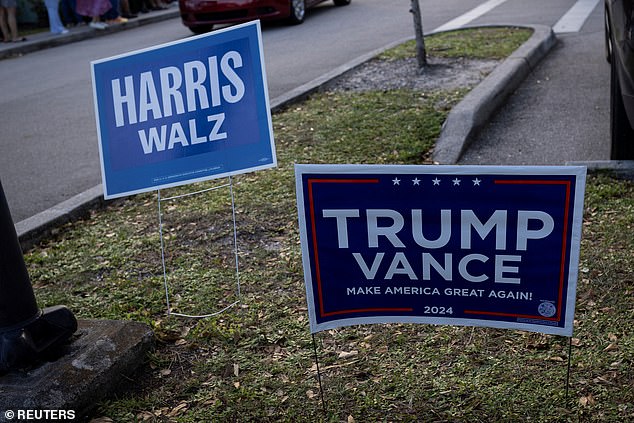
[433,0,510,32]
[553,0,601,33]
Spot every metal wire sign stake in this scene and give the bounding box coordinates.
[294,164,587,414]
[157,177,241,318]
[91,21,276,317]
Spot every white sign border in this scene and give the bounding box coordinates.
[295,164,587,337]
[91,20,277,199]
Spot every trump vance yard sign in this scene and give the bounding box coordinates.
[295,164,586,336]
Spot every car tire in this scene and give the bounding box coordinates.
[288,0,305,24]
[333,0,351,5]
[605,8,612,64]
[610,54,634,160]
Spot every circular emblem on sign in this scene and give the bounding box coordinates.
[538,301,556,317]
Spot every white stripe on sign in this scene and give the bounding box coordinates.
[553,0,601,33]
[433,0,510,32]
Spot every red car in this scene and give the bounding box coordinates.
[179,0,351,34]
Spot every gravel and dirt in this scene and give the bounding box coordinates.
[329,56,500,93]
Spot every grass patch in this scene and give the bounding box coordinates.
[380,27,533,61]
[22,27,634,421]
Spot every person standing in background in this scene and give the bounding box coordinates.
[101,0,127,24]
[119,0,136,19]
[44,0,69,34]
[75,0,111,29]
[0,0,23,42]
[60,0,85,27]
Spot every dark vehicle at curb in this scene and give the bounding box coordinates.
[179,0,351,34]
[605,0,634,159]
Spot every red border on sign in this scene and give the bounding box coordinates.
[307,178,413,318]
[463,179,572,322]
[306,177,573,324]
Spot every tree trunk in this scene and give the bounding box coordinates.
[410,0,427,69]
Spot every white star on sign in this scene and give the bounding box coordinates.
[432,177,441,186]
[452,178,461,186]
[473,178,482,186]
[412,178,421,186]
[392,177,401,185]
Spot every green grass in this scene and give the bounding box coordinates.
[21,27,634,421]
[379,27,533,61]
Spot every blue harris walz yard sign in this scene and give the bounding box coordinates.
[91,21,276,199]
[295,164,586,336]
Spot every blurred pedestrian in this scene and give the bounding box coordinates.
[0,0,24,42]
[102,0,128,24]
[44,0,69,34]
[119,0,136,19]
[136,0,166,13]
[76,0,111,29]
[60,0,85,27]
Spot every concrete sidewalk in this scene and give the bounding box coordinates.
[0,4,179,61]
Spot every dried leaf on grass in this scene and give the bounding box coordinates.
[338,350,359,359]
[579,394,596,406]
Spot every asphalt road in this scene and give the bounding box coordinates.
[0,0,608,224]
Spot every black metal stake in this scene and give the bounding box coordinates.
[311,333,327,417]
[0,179,77,374]
[565,336,573,402]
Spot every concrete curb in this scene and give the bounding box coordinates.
[16,185,106,251]
[15,24,555,248]
[432,24,558,164]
